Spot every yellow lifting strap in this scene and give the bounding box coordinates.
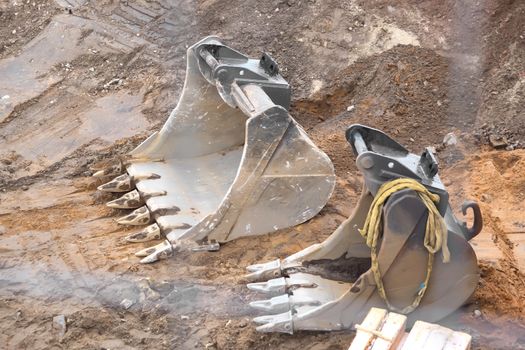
[359,178,450,314]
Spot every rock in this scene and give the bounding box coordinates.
[103,78,123,89]
[473,309,482,318]
[480,193,492,203]
[489,134,508,149]
[53,315,67,338]
[181,315,189,320]
[120,298,134,309]
[346,105,355,112]
[443,132,457,146]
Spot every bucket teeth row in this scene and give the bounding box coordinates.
[107,189,144,209]
[125,223,162,243]
[116,206,151,225]
[247,271,351,333]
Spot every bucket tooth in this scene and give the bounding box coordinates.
[92,160,123,177]
[107,190,144,209]
[98,174,134,193]
[249,294,290,313]
[116,206,151,225]
[133,173,161,180]
[136,240,174,263]
[125,223,162,242]
[250,293,321,313]
[245,259,282,281]
[247,277,287,294]
[142,190,167,200]
[253,311,293,334]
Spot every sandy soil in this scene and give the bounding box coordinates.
[0,0,524,349]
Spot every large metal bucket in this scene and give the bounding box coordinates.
[246,125,482,334]
[96,37,335,263]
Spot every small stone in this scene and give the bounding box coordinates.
[489,134,508,149]
[346,105,355,112]
[21,185,29,191]
[443,132,457,146]
[409,137,415,142]
[120,298,134,309]
[473,309,482,318]
[480,193,492,203]
[53,315,67,338]
[181,315,189,320]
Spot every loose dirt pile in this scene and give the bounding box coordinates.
[0,0,524,349]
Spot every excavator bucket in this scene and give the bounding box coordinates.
[246,125,483,334]
[94,37,335,263]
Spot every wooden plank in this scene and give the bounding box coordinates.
[399,321,433,349]
[400,321,471,350]
[348,309,471,350]
[371,312,407,350]
[443,331,472,350]
[424,325,453,350]
[396,333,409,349]
[349,308,388,350]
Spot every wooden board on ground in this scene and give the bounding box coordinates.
[348,308,471,350]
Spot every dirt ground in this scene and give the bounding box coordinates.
[0,0,524,349]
